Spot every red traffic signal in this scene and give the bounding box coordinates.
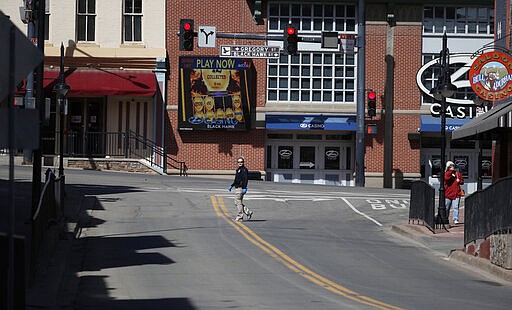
[183,22,192,31]
[367,91,377,117]
[284,26,298,55]
[367,124,378,135]
[180,19,194,51]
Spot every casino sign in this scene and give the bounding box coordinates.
[469,51,512,101]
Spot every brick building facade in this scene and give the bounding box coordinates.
[166,0,496,191]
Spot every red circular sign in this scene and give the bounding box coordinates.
[469,51,512,101]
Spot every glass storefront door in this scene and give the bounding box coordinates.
[266,134,354,186]
[299,146,316,184]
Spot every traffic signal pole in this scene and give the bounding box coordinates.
[355,0,366,187]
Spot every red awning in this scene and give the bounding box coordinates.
[43,68,156,96]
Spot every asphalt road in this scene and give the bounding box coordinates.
[3,166,512,309]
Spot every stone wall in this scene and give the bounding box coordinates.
[67,159,158,174]
[465,233,512,270]
[490,234,512,270]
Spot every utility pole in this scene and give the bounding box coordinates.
[31,0,45,231]
[383,7,396,189]
[355,0,366,187]
[22,0,36,164]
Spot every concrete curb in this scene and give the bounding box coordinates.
[449,250,512,283]
[391,223,512,285]
[390,224,432,247]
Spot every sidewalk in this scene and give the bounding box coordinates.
[390,218,512,284]
[24,183,89,309]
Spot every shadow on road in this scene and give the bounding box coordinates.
[79,235,176,271]
[77,276,195,309]
[64,182,187,309]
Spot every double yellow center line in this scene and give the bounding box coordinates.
[211,195,403,310]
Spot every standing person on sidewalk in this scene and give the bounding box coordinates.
[444,161,464,224]
[228,156,253,221]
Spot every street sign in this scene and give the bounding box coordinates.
[198,26,216,48]
[0,13,43,101]
[220,45,280,58]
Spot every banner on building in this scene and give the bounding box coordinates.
[339,34,355,54]
[178,57,255,131]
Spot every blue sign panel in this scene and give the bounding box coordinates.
[420,115,470,132]
[266,114,357,131]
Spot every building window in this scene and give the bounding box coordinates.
[423,6,494,35]
[76,0,95,41]
[124,0,142,42]
[267,3,357,104]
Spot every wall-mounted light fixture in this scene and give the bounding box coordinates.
[386,3,396,27]
[386,13,396,26]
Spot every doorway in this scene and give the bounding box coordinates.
[265,133,354,186]
[422,148,492,195]
[67,98,105,156]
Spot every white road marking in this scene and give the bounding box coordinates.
[341,197,383,227]
[147,187,410,205]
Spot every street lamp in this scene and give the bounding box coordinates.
[430,33,456,226]
[53,43,70,179]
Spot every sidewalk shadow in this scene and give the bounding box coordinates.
[76,275,196,310]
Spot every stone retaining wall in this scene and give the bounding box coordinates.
[67,159,158,174]
[465,233,512,270]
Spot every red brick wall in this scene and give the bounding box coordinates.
[393,24,423,174]
[365,23,387,173]
[364,21,422,175]
[166,1,267,171]
[167,110,265,170]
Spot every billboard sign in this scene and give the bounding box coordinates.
[178,57,254,131]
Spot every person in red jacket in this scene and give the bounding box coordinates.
[444,161,464,224]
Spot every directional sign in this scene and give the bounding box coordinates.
[198,26,216,48]
[220,45,280,58]
[0,13,43,101]
[299,162,315,168]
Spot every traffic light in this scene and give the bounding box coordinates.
[367,91,377,117]
[283,26,298,55]
[180,19,194,51]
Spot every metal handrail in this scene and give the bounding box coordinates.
[42,131,187,176]
[409,181,436,233]
[464,176,512,245]
[125,130,187,176]
[31,169,62,277]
